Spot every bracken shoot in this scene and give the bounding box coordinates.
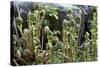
[10,1,97,66]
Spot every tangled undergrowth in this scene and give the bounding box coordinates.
[11,3,97,65]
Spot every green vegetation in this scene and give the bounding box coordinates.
[12,3,97,65]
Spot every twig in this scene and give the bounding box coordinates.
[13,58,19,66]
[58,52,71,61]
[15,55,28,65]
